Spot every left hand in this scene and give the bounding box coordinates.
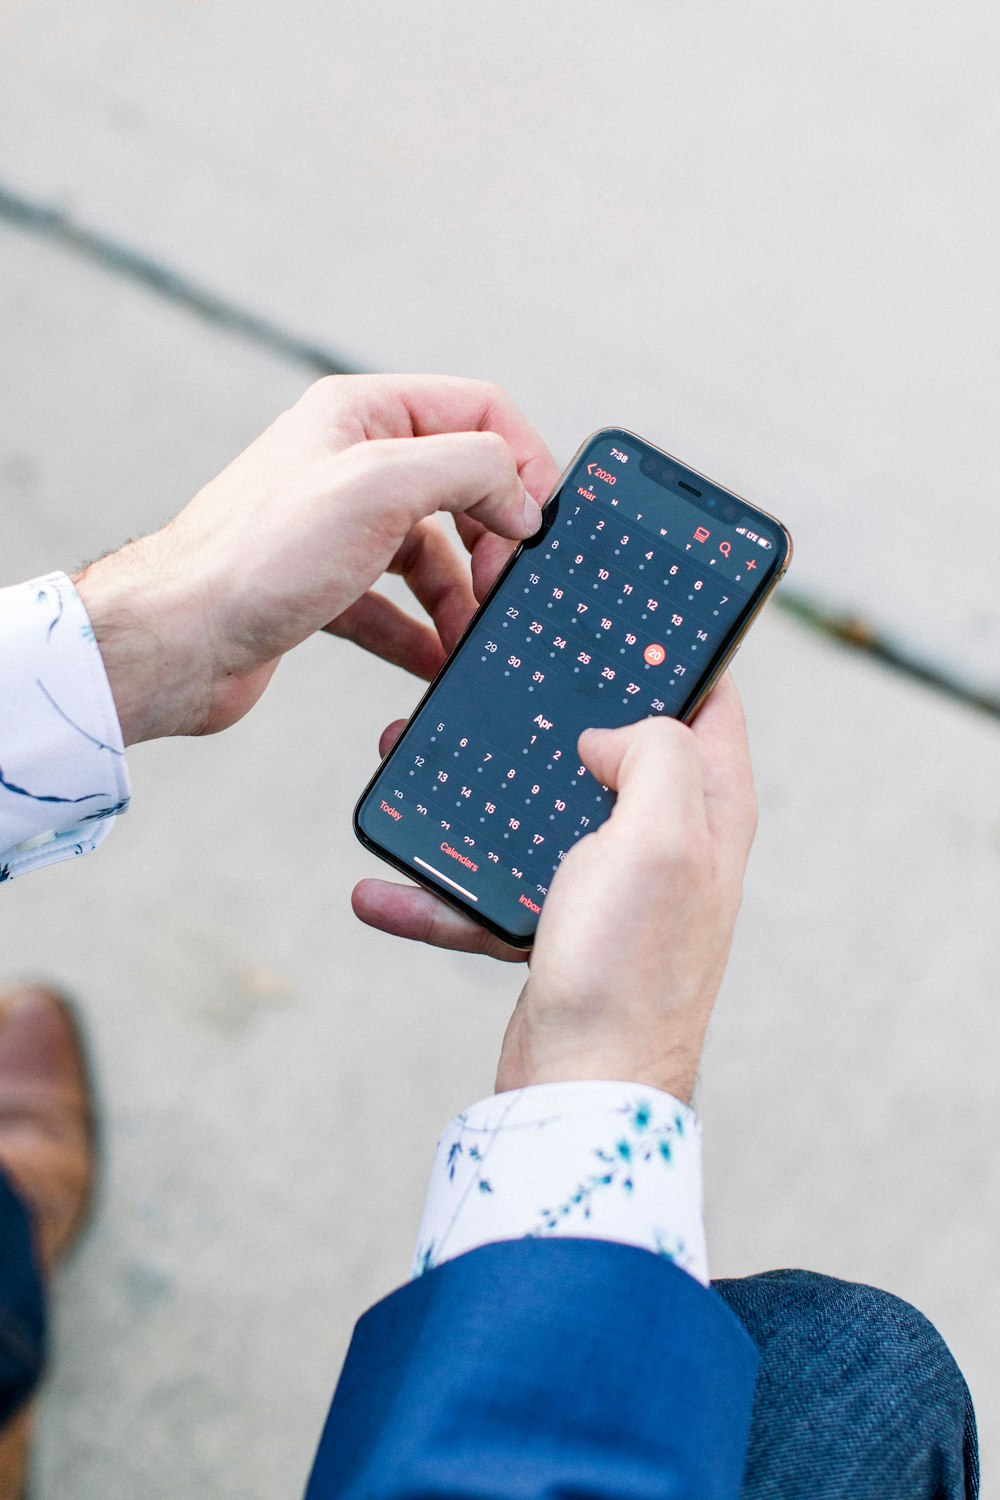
[354,715,533,962]
[75,375,559,744]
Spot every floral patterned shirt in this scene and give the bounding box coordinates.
[2,572,707,1284]
[415,1081,707,1284]
[0,573,129,881]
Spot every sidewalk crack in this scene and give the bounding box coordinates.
[3,179,996,723]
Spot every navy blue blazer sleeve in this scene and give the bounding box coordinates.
[305,1238,758,1499]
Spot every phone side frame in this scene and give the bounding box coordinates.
[353,426,793,950]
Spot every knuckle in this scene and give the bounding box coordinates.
[649,816,710,878]
[328,438,380,489]
[475,427,514,466]
[474,377,509,410]
[347,435,386,470]
[620,715,694,776]
[420,900,449,949]
[633,715,688,751]
[297,373,349,411]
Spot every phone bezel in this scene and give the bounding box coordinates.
[353,426,793,950]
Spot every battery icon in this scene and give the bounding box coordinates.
[738,519,774,549]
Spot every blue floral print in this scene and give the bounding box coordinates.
[536,1099,689,1231]
[414,1081,708,1287]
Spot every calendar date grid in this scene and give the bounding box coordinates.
[528,540,741,639]
[490,537,741,711]
[498,557,722,706]
[405,715,609,840]
[531,503,747,630]
[379,782,567,903]
[383,713,608,896]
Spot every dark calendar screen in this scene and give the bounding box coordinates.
[356,428,790,944]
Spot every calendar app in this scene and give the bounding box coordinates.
[356,429,789,944]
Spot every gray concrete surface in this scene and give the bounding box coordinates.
[0,4,998,1492]
[4,0,1000,692]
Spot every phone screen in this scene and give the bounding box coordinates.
[355,428,791,946]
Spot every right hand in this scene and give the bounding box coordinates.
[355,676,758,1102]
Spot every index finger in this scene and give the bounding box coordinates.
[390,375,562,506]
[342,430,540,541]
[315,374,562,505]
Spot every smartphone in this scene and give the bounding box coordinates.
[355,427,792,949]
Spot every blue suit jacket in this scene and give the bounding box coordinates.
[305,1237,758,1498]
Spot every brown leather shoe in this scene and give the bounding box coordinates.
[0,985,95,1274]
[0,1404,34,1500]
[0,985,95,1500]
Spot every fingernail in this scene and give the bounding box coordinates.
[522,495,543,534]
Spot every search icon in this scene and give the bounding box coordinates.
[719,541,731,558]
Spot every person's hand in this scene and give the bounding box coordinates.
[74,375,559,745]
[355,677,757,1102]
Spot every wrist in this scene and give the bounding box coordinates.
[74,535,212,745]
[495,1004,703,1105]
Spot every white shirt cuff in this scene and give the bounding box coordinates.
[0,572,130,880]
[413,1080,708,1286]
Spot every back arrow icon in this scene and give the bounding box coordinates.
[586,463,596,475]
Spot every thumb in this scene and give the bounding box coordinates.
[578,717,706,843]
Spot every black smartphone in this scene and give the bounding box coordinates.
[355,427,792,949]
